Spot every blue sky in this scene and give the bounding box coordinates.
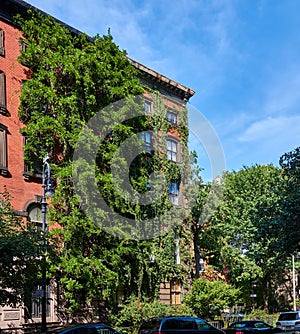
[25,0,300,181]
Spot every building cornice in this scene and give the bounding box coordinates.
[1,0,195,101]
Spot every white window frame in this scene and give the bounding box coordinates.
[166,110,178,125]
[167,138,178,162]
[144,99,152,113]
[141,131,152,153]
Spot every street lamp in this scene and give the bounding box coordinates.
[292,254,296,311]
[41,154,54,333]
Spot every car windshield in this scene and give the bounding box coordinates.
[279,313,297,321]
[230,323,247,328]
[254,323,268,328]
[96,329,116,334]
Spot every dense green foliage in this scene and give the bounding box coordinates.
[279,147,300,255]
[195,163,299,312]
[184,278,241,318]
[0,188,54,307]
[16,11,193,319]
[8,7,299,321]
[111,296,195,331]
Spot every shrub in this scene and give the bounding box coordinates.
[110,296,195,333]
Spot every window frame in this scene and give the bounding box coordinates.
[27,203,43,229]
[166,138,179,162]
[0,123,8,175]
[170,279,182,305]
[144,99,152,113]
[19,38,29,66]
[22,135,43,180]
[0,29,5,57]
[141,131,153,153]
[0,70,8,115]
[166,109,178,126]
[168,182,179,205]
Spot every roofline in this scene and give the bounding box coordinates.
[2,0,195,101]
[127,57,195,100]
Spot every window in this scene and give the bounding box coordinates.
[141,131,152,153]
[254,323,269,329]
[31,285,50,318]
[168,182,179,205]
[0,29,4,56]
[144,100,152,113]
[19,39,29,66]
[162,319,178,330]
[166,139,178,162]
[174,234,180,264]
[195,319,211,330]
[0,71,7,114]
[28,204,42,228]
[170,279,182,305]
[0,124,7,174]
[166,110,177,125]
[180,320,194,330]
[199,258,205,272]
[23,136,43,179]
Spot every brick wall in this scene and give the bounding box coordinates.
[0,20,41,212]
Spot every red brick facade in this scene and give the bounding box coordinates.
[0,20,40,212]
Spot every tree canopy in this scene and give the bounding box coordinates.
[0,188,53,307]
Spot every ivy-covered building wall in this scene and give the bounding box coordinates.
[0,0,195,329]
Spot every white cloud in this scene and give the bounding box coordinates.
[254,55,300,115]
[238,115,300,157]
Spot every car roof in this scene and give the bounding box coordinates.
[280,311,299,313]
[231,321,266,325]
[141,316,208,324]
[50,323,116,333]
[147,316,202,320]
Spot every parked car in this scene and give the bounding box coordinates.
[224,321,281,334]
[138,316,225,334]
[49,323,122,334]
[276,311,300,331]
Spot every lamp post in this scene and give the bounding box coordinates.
[292,254,296,311]
[41,154,54,333]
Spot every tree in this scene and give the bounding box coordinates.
[0,188,52,308]
[184,277,241,319]
[187,153,223,278]
[279,147,300,254]
[196,165,287,312]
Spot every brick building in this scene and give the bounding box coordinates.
[0,0,195,330]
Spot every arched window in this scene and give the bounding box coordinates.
[27,203,42,228]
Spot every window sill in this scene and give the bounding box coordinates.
[0,105,10,116]
[0,167,9,176]
[23,171,42,181]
